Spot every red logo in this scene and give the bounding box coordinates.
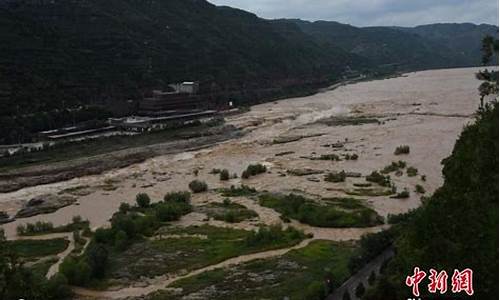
[405,267,474,297]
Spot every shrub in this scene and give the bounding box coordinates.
[355,283,366,297]
[381,161,406,174]
[164,191,191,203]
[324,171,346,183]
[223,211,236,223]
[111,214,137,239]
[394,145,410,155]
[60,257,91,286]
[16,221,54,236]
[368,271,376,285]
[387,209,417,224]
[93,228,114,244]
[220,185,257,197]
[343,153,359,160]
[242,163,267,179]
[223,198,232,206]
[366,171,391,187]
[72,215,83,224]
[415,184,425,194]
[316,154,340,161]
[245,224,304,247]
[114,230,128,250]
[220,169,230,181]
[392,189,410,199]
[119,202,131,214]
[407,167,418,177]
[421,175,427,181]
[189,180,208,193]
[209,168,221,174]
[156,202,192,221]
[136,193,151,208]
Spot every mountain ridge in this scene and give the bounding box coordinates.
[0,0,497,144]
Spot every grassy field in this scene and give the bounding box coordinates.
[200,202,258,223]
[6,238,69,259]
[259,193,383,228]
[105,225,305,283]
[147,240,356,300]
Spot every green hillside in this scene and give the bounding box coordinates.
[0,0,497,144]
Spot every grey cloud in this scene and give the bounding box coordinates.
[208,0,499,26]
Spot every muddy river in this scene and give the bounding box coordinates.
[0,67,488,240]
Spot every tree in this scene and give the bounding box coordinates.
[60,256,91,286]
[119,202,131,214]
[135,193,151,208]
[114,230,128,251]
[86,244,108,278]
[477,35,499,107]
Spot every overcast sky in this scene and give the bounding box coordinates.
[209,0,499,27]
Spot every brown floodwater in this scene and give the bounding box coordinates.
[0,67,492,240]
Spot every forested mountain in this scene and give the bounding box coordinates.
[0,0,497,144]
[0,0,355,117]
[289,19,499,69]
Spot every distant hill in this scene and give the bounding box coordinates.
[0,0,497,144]
[288,19,499,70]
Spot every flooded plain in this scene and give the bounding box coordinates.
[0,67,487,240]
[0,66,491,299]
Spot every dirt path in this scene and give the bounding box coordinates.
[15,231,91,279]
[16,232,75,279]
[73,238,314,299]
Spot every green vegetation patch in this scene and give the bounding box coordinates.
[344,187,394,197]
[259,193,383,228]
[106,225,305,283]
[394,145,410,155]
[16,216,89,236]
[241,163,267,179]
[381,161,407,174]
[366,171,392,187]
[199,200,258,223]
[7,238,69,259]
[218,185,257,197]
[148,240,357,300]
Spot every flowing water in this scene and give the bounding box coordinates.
[0,67,492,298]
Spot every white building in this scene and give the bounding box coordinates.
[168,81,199,94]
